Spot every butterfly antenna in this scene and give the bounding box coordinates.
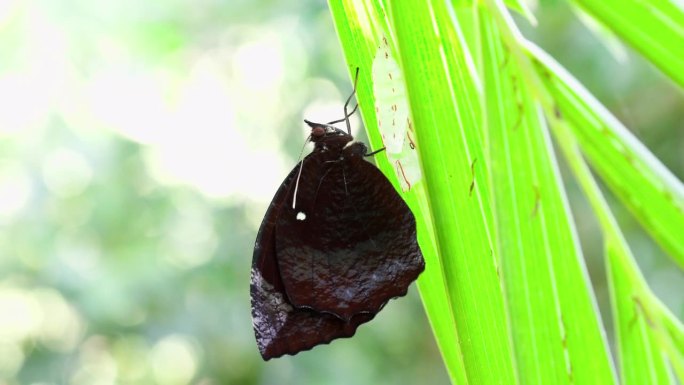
[343,68,360,135]
[326,103,358,125]
[292,135,311,209]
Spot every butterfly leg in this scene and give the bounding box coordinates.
[365,147,386,157]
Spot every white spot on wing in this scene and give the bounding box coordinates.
[296,212,306,221]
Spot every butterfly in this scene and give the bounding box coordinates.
[250,69,424,360]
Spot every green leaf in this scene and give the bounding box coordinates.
[329,1,683,384]
[504,0,537,25]
[328,1,468,383]
[525,35,684,385]
[526,43,684,269]
[390,0,518,382]
[548,113,684,385]
[606,238,672,385]
[478,4,616,384]
[571,0,684,88]
[330,0,520,383]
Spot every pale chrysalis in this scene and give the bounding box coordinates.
[372,38,422,191]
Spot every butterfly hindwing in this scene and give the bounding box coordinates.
[251,163,375,360]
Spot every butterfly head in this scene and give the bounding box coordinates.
[304,120,353,150]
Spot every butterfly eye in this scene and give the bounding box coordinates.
[311,125,326,138]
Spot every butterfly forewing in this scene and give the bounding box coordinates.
[275,143,424,321]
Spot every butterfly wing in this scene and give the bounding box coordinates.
[275,144,424,321]
[251,162,375,360]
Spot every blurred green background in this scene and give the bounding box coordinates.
[0,1,681,384]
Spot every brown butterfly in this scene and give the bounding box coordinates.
[250,69,424,360]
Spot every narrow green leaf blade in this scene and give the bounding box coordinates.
[571,0,684,88]
[479,5,616,384]
[606,238,672,385]
[538,59,684,384]
[548,119,682,384]
[481,13,567,382]
[526,43,684,269]
[387,1,518,383]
